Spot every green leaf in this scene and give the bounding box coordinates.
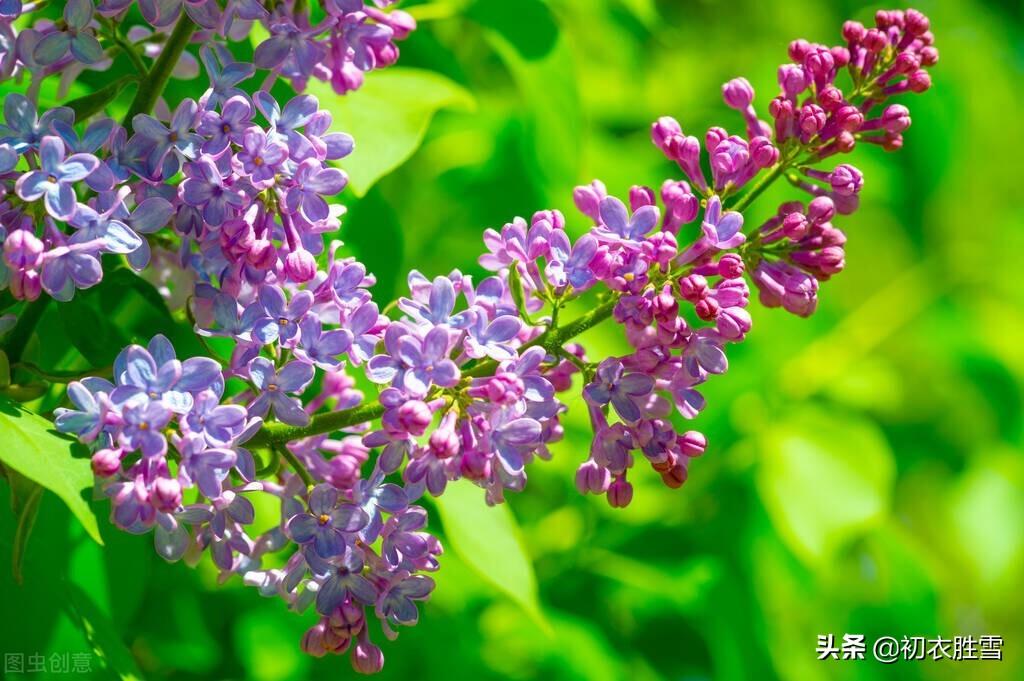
[434,482,548,629]
[66,584,144,681]
[306,68,475,196]
[754,405,894,566]
[341,186,405,304]
[3,465,43,583]
[65,75,138,120]
[0,395,102,544]
[467,0,558,59]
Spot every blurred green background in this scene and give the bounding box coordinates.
[3,0,1024,679]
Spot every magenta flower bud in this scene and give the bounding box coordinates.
[385,9,417,39]
[828,164,863,196]
[661,180,699,228]
[788,39,812,62]
[607,476,633,508]
[11,269,41,301]
[807,196,836,225]
[651,116,683,150]
[718,253,745,279]
[352,641,384,674]
[532,208,565,230]
[4,228,44,269]
[904,8,930,36]
[749,136,778,169]
[459,450,490,480]
[722,77,754,109]
[798,104,827,137]
[679,430,707,457]
[705,126,728,153]
[716,306,752,340]
[830,46,850,68]
[834,105,864,132]
[694,297,720,321]
[661,461,688,488]
[835,130,856,154]
[153,478,182,512]
[817,85,844,111]
[219,218,255,259]
[247,239,277,269]
[863,28,887,52]
[908,69,931,93]
[677,274,708,302]
[429,427,459,460]
[880,102,913,132]
[301,623,329,658]
[575,459,610,495]
[893,51,921,75]
[781,212,809,239]
[396,400,432,436]
[645,231,677,268]
[326,455,362,489]
[629,185,656,210]
[842,20,866,43]
[573,180,607,222]
[91,447,123,477]
[285,248,316,282]
[803,48,834,81]
[920,46,939,66]
[777,63,808,98]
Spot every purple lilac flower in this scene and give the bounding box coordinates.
[15,136,97,220]
[287,484,369,558]
[247,357,314,426]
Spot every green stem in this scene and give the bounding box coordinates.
[110,30,149,77]
[728,161,787,214]
[121,15,196,127]
[276,444,314,488]
[1,298,50,363]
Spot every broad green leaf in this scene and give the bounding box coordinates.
[306,68,474,196]
[66,584,144,681]
[65,75,138,120]
[467,0,558,59]
[3,465,43,583]
[755,405,894,566]
[434,482,547,629]
[0,395,102,544]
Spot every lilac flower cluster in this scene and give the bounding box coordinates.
[0,0,414,96]
[54,334,439,674]
[0,65,356,302]
[41,7,938,675]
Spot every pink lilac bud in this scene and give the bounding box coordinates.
[679,431,707,457]
[908,69,931,93]
[573,180,607,223]
[326,454,363,489]
[285,249,317,282]
[661,180,698,229]
[459,450,491,480]
[678,274,708,302]
[718,253,745,279]
[863,28,887,52]
[396,400,432,435]
[835,105,864,132]
[219,219,255,259]
[803,47,834,85]
[880,104,911,132]
[661,462,688,488]
[302,623,329,658]
[777,64,808,99]
[153,478,183,512]
[716,306,752,340]
[750,136,779,168]
[352,641,384,674]
[788,39,812,62]
[629,185,656,210]
[722,77,754,109]
[817,85,844,111]
[904,8,930,36]
[843,20,867,43]
[4,229,44,268]
[429,426,459,459]
[828,164,863,196]
[91,448,123,477]
[651,116,683,150]
[705,126,728,153]
[830,46,850,67]
[607,476,633,508]
[770,97,796,141]
[782,212,809,240]
[807,196,836,225]
[11,270,41,300]
[533,208,566,230]
[798,104,827,137]
[645,231,677,268]
[247,239,277,269]
[920,46,939,66]
[575,459,610,494]
[694,297,720,321]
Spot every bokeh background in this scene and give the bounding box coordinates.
[3,0,1023,679]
